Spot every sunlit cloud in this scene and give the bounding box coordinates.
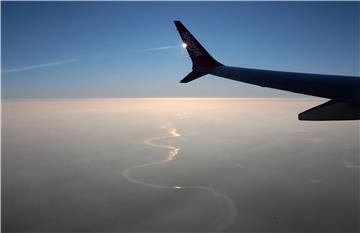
[2,59,79,74]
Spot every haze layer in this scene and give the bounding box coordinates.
[2,99,359,232]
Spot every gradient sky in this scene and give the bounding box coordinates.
[2,1,359,98]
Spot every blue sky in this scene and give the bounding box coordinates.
[2,2,359,98]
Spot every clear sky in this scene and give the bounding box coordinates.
[2,1,359,98]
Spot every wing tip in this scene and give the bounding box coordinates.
[180,71,206,83]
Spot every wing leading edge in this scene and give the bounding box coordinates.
[174,20,360,121]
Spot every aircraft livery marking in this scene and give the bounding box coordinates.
[182,32,203,57]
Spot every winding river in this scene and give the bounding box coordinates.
[122,123,238,231]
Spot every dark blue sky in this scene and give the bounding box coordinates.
[2,2,359,98]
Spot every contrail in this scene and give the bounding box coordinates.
[2,59,78,74]
[89,45,180,58]
[93,45,180,58]
[128,45,179,53]
[2,45,179,74]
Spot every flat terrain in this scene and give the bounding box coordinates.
[2,98,359,232]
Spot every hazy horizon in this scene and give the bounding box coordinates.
[2,97,321,100]
[2,98,359,232]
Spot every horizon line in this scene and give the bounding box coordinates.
[2,97,322,102]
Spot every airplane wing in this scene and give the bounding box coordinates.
[174,20,360,120]
[299,100,360,121]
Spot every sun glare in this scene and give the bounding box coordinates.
[182,43,187,48]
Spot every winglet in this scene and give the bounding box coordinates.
[174,20,221,71]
